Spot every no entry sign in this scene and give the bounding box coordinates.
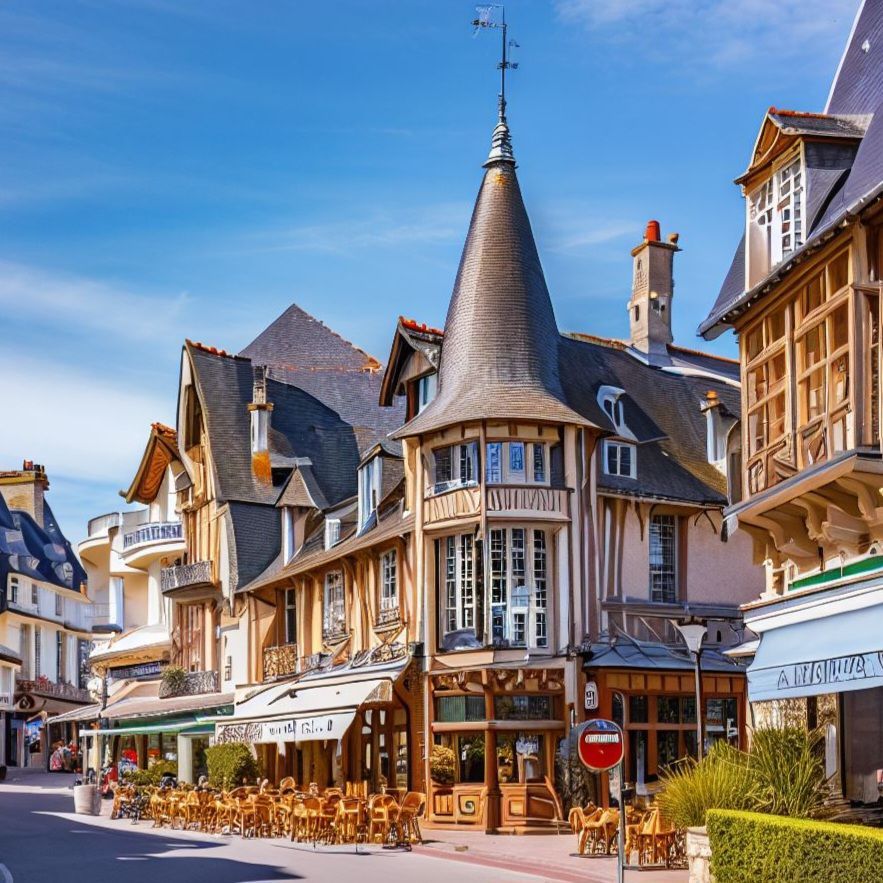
[577,719,624,772]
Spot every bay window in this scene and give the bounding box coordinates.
[358,456,382,529]
[444,534,475,634]
[485,441,548,485]
[489,526,549,648]
[432,442,478,494]
[323,571,345,639]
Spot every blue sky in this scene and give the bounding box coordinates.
[0,0,858,540]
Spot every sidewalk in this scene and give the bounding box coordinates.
[417,829,688,883]
[0,767,79,792]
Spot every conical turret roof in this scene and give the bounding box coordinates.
[394,123,586,438]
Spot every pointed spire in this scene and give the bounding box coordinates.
[485,96,515,166]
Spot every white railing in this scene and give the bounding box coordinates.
[123,521,182,550]
[86,512,120,538]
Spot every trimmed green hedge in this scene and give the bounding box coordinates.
[707,809,883,882]
[205,742,260,790]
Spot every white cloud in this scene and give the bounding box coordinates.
[0,259,190,342]
[555,0,857,68]
[0,350,171,487]
[246,203,470,254]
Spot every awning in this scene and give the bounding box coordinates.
[748,605,883,701]
[106,720,216,737]
[45,704,101,725]
[219,662,405,745]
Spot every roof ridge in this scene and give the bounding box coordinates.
[563,331,628,350]
[399,315,445,337]
[186,339,244,359]
[667,343,738,365]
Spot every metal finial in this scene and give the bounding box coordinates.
[473,5,518,166]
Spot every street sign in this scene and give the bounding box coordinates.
[577,718,624,772]
[584,680,598,711]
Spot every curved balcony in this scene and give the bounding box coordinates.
[78,512,120,565]
[424,484,480,529]
[486,485,570,521]
[121,521,184,569]
[161,560,218,601]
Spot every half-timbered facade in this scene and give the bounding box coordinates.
[700,0,883,805]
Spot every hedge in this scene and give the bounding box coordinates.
[205,742,261,790]
[707,809,883,883]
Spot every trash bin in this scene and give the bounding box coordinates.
[73,783,99,815]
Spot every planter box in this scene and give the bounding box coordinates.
[686,826,714,883]
[73,784,99,815]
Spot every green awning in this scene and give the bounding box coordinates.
[106,719,216,737]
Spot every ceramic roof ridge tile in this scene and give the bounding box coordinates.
[399,316,445,337]
[185,339,241,359]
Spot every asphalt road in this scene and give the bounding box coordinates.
[0,787,538,883]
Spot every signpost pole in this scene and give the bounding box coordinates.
[617,759,626,883]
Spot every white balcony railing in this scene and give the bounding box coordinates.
[123,521,182,550]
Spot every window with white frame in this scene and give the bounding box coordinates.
[603,440,636,478]
[433,442,478,494]
[489,527,549,648]
[284,588,296,645]
[748,157,803,283]
[324,518,341,550]
[31,583,38,607]
[417,373,437,413]
[55,593,62,617]
[358,456,383,528]
[282,507,296,562]
[649,515,678,603]
[9,577,18,605]
[485,441,549,485]
[443,534,475,634]
[323,571,345,638]
[380,549,398,611]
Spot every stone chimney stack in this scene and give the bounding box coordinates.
[628,220,681,358]
[0,460,49,527]
[247,365,273,483]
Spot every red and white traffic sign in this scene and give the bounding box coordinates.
[577,719,624,772]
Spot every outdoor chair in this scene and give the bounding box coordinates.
[397,792,425,844]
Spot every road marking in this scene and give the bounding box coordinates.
[0,862,14,883]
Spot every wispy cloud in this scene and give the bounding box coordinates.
[555,0,856,68]
[245,203,470,254]
[0,260,190,342]
[0,349,171,488]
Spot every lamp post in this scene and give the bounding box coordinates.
[672,619,707,760]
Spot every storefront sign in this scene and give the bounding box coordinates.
[108,661,164,682]
[216,712,354,745]
[584,680,598,711]
[577,719,624,772]
[774,651,883,692]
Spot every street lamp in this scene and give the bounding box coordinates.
[672,619,707,761]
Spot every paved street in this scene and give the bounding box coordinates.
[0,772,687,883]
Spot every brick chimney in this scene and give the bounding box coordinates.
[628,221,681,358]
[0,460,49,526]
[247,366,273,483]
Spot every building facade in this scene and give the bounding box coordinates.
[0,462,92,768]
[700,0,883,806]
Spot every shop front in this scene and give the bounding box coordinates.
[426,664,565,833]
[218,658,422,795]
[746,586,883,804]
[580,640,746,805]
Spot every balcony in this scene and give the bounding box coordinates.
[424,484,480,528]
[16,677,92,704]
[161,560,218,601]
[376,601,401,630]
[158,669,219,699]
[262,643,298,681]
[86,603,123,633]
[120,521,184,569]
[486,485,570,520]
[78,511,120,565]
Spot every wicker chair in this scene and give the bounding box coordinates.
[367,793,400,845]
[397,792,425,844]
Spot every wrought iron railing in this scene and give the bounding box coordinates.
[161,560,213,593]
[158,669,218,699]
[16,677,91,703]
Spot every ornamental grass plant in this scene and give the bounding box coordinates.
[657,726,828,828]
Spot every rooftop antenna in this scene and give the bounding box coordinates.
[472,4,519,124]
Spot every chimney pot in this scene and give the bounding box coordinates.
[668,232,680,245]
[645,220,661,242]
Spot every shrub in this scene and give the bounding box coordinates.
[205,742,260,790]
[429,744,455,785]
[161,666,187,696]
[707,809,883,883]
[122,759,177,787]
[749,726,827,818]
[657,741,757,828]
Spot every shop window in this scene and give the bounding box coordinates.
[628,729,648,788]
[611,692,625,728]
[497,733,544,784]
[629,695,648,724]
[488,527,549,648]
[442,533,475,636]
[458,735,485,784]
[657,731,680,771]
[682,695,697,724]
[433,442,478,494]
[649,515,677,603]
[436,695,485,722]
[493,694,552,720]
[656,696,680,724]
[323,571,345,639]
[380,549,398,612]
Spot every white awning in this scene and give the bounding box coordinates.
[748,605,883,702]
[219,664,403,744]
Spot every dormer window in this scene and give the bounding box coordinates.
[604,440,636,478]
[282,507,296,562]
[417,374,437,414]
[747,157,803,285]
[597,386,630,437]
[358,456,382,529]
[324,518,341,550]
